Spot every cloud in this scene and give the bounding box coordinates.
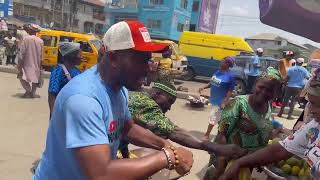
[230,6,250,16]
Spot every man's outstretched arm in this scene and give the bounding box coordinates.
[169,127,247,158]
[125,120,171,150]
[75,144,170,180]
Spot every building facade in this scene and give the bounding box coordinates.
[245,33,312,59]
[105,0,192,41]
[190,0,200,31]
[12,0,106,35]
[0,0,12,18]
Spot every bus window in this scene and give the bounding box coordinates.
[41,35,57,47]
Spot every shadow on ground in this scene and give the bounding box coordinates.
[11,93,41,99]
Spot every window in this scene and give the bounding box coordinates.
[0,11,3,18]
[84,21,94,33]
[60,36,75,43]
[150,0,164,5]
[192,1,199,12]
[0,0,4,3]
[180,0,188,9]
[275,41,281,45]
[147,19,161,29]
[261,40,267,44]
[41,36,57,47]
[177,23,184,32]
[78,41,93,53]
[73,19,79,28]
[189,24,196,31]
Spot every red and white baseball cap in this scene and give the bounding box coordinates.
[103,21,167,52]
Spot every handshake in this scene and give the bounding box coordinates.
[161,146,194,176]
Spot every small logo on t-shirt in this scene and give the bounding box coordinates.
[211,76,222,87]
[108,120,122,144]
[109,121,117,133]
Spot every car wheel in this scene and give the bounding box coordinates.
[181,67,195,81]
[234,79,246,95]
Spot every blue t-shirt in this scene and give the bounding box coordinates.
[287,66,310,88]
[210,70,235,106]
[33,66,131,180]
[248,55,261,76]
[48,65,81,95]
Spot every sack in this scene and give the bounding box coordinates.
[37,70,44,88]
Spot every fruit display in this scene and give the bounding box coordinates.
[264,139,312,180]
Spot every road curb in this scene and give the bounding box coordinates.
[0,65,51,78]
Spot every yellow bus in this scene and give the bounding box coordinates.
[38,30,102,71]
[179,31,253,79]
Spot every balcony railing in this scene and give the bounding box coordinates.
[105,0,138,13]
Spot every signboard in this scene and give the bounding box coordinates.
[197,0,221,34]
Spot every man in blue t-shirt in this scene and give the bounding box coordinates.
[247,48,263,93]
[199,57,235,140]
[278,58,310,119]
[33,21,193,180]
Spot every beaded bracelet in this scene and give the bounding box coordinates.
[169,146,180,166]
[161,148,175,170]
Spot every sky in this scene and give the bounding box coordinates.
[216,0,320,47]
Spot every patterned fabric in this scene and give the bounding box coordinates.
[153,82,177,98]
[260,67,282,81]
[128,92,177,138]
[48,65,81,95]
[217,95,273,151]
[280,119,320,179]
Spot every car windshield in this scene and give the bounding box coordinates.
[90,40,102,51]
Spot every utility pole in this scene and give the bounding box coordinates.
[69,0,78,32]
[52,0,56,28]
[61,0,64,30]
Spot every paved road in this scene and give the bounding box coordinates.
[0,72,298,179]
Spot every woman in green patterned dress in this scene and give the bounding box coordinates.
[204,67,282,179]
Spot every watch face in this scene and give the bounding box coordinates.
[296,0,320,13]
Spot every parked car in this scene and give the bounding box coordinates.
[231,56,279,95]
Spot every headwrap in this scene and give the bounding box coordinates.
[224,56,235,68]
[59,42,81,57]
[260,67,281,81]
[153,82,177,98]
